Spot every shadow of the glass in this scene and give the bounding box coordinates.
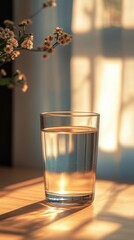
[0,200,93,238]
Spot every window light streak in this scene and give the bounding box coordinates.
[47,221,71,232]
[45,134,58,159]
[122,0,134,28]
[59,135,74,154]
[94,57,122,152]
[107,185,134,218]
[40,207,64,220]
[58,173,68,194]
[119,59,134,147]
[58,135,66,155]
[68,134,74,153]
[58,135,73,155]
[74,220,121,239]
[45,134,74,160]
[72,0,93,33]
[71,0,134,153]
[71,56,91,111]
[94,0,103,29]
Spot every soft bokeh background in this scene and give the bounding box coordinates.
[13,0,134,182]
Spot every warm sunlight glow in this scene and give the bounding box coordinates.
[70,0,134,172]
[94,0,103,29]
[107,185,134,218]
[119,59,134,147]
[71,56,91,111]
[58,174,68,194]
[122,0,134,28]
[58,135,74,154]
[74,220,121,239]
[58,135,66,155]
[45,134,58,159]
[94,57,122,152]
[72,0,93,33]
[40,207,64,220]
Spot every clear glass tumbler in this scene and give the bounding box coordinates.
[40,111,100,207]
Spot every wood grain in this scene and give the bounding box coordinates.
[0,167,134,240]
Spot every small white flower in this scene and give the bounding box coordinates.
[28,34,34,41]
[7,38,18,47]
[19,19,32,26]
[4,44,13,54]
[55,27,63,33]
[4,19,14,26]
[11,51,20,60]
[21,39,33,49]
[0,31,7,39]
[22,82,28,92]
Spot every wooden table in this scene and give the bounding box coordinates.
[0,167,134,240]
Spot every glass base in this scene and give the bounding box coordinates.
[45,192,94,207]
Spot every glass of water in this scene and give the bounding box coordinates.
[40,111,100,207]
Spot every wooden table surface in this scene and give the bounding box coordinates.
[0,167,134,240]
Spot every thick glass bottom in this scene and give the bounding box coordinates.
[45,192,94,207]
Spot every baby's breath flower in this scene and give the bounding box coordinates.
[17,72,26,81]
[7,38,18,47]
[48,35,54,41]
[8,30,15,39]
[44,39,52,49]
[21,39,33,49]
[19,19,32,26]
[4,28,10,34]
[14,70,28,92]
[43,34,54,49]
[57,32,72,46]
[4,19,14,26]
[10,50,20,60]
[42,53,48,60]
[4,28,15,39]
[22,82,28,92]
[4,44,13,54]
[43,0,57,8]
[27,34,34,41]
[55,27,63,33]
[48,47,54,54]
[15,69,21,75]
[0,2,72,93]
[0,31,7,39]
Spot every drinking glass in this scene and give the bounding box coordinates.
[40,111,100,207]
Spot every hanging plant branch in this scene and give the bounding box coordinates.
[0,0,72,92]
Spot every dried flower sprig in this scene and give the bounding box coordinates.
[0,0,72,92]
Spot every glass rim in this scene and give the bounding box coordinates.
[40,111,100,117]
